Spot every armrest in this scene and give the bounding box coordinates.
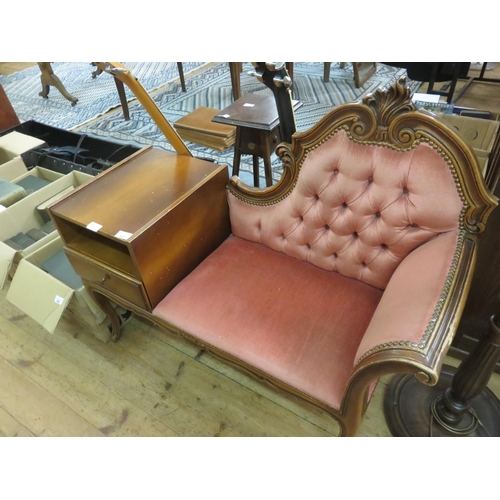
[354,229,469,373]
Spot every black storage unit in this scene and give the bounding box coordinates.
[0,121,141,176]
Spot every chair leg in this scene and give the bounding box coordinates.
[229,62,242,101]
[324,62,331,82]
[177,62,186,92]
[114,78,130,121]
[37,62,78,106]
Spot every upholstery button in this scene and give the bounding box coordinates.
[367,176,373,184]
[374,211,381,218]
[314,194,320,200]
[333,169,339,175]
[408,223,419,228]
[333,252,338,258]
[353,231,358,238]
[361,262,367,267]
[402,187,409,195]
[306,243,311,249]
[380,243,388,250]
[342,202,348,209]
[324,225,330,231]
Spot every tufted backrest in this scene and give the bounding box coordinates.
[228,129,465,290]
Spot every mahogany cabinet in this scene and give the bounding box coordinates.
[49,147,231,314]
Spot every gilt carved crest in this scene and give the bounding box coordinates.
[362,77,416,142]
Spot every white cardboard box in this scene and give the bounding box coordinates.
[6,235,107,335]
[0,170,93,288]
[0,156,29,181]
[440,114,500,176]
[0,131,45,179]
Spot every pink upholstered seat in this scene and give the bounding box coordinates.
[154,235,383,409]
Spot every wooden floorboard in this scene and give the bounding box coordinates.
[0,62,36,76]
[0,288,343,436]
[0,355,104,437]
[0,300,175,437]
[5,278,498,438]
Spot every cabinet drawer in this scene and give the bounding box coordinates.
[65,249,151,311]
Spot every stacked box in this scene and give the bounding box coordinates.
[174,107,236,151]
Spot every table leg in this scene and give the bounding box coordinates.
[232,127,242,177]
[263,154,273,187]
[252,156,260,187]
[229,62,242,101]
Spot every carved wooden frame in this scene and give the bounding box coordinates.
[224,77,498,435]
[84,78,498,436]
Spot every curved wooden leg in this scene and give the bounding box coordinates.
[87,287,123,342]
[37,62,79,106]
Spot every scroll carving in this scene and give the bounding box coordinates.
[362,77,416,142]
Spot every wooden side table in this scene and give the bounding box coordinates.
[48,146,231,341]
[212,93,301,188]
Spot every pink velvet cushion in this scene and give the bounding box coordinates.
[153,235,383,409]
[355,229,461,364]
[229,130,464,289]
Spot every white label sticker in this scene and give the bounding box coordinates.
[115,230,133,240]
[0,205,6,212]
[86,222,102,232]
[54,295,64,305]
[220,114,230,118]
[243,103,255,107]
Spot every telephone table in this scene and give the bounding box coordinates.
[48,146,231,341]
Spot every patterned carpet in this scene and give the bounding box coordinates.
[0,62,208,129]
[76,62,420,185]
[1,62,420,185]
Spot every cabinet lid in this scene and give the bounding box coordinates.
[49,148,228,239]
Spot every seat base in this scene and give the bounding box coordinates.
[384,366,500,437]
[153,235,383,410]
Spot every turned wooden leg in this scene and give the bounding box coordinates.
[384,312,500,437]
[432,313,500,433]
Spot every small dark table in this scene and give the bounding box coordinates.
[213,93,301,187]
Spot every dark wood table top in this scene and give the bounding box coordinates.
[212,93,301,131]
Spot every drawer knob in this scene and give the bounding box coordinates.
[101,275,109,283]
